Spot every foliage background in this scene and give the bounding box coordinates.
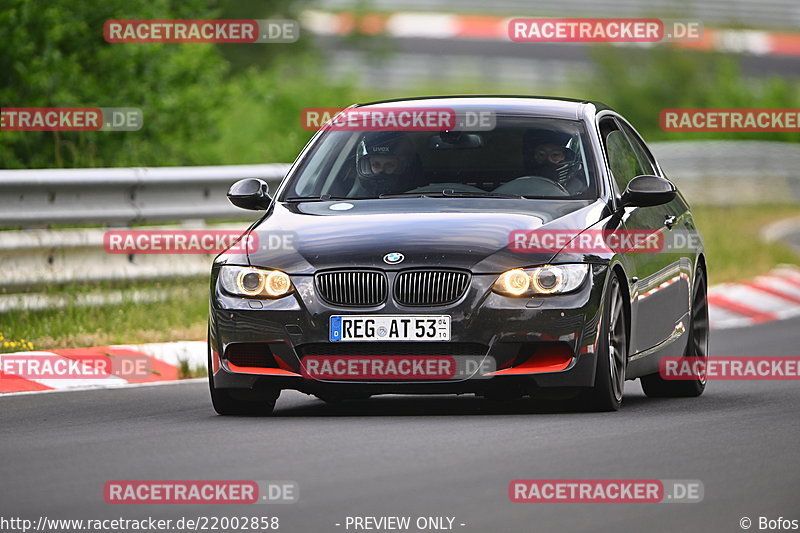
[2,0,798,169]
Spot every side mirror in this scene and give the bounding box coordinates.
[619,175,676,208]
[227,178,271,210]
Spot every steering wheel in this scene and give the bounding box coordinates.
[495,176,570,197]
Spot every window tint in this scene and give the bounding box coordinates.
[618,122,656,176]
[600,117,648,194]
[605,131,642,192]
[284,116,599,200]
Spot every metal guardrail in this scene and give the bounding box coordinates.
[1,142,798,230]
[0,224,239,290]
[0,165,290,311]
[0,164,290,228]
[650,141,800,205]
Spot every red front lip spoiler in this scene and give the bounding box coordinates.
[226,362,301,377]
[485,358,571,376]
[226,357,574,378]
[486,345,573,376]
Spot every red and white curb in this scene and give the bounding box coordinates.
[0,341,206,396]
[709,265,800,329]
[301,10,800,57]
[2,266,798,395]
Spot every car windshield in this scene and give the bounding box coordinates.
[283,115,598,201]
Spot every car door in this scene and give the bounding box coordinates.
[617,119,694,344]
[598,115,676,354]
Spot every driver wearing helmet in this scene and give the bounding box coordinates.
[522,129,585,194]
[353,131,419,197]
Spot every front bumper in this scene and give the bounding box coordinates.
[209,264,608,396]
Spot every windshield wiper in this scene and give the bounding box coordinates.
[378,192,431,199]
[284,194,354,202]
[379,189,525,199]
[440,190,526,199]
[289,190,527,201]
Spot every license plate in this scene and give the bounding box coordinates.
[329,315,450,342]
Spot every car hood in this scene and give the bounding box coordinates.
[241,198,608,274]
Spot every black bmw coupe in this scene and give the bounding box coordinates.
[208,96,708,414]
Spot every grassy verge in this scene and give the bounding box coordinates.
[179,358,209,379]
[692,204,800,285]
[2,205,798,352]
[0,280,209,353]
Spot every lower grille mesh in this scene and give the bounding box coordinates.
[225,343,278,368]
[297,342,488,357]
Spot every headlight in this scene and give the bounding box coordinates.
[493,264,589,297]
[219,266,294,298]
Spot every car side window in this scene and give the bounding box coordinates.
[599,118,643,194]
[618,121,657,177]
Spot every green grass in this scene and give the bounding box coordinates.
[0,279,209,353]
[692,204,800,285]
[2,205,798,352]
[179,357,208,379]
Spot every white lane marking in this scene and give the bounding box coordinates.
[0,351,129,390]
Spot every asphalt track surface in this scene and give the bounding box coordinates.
[2,318,799,533]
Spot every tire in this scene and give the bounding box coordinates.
[641,267,708,398]
[207,330,279,416]
[575,271,627,412]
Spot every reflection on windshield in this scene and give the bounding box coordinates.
[284,117,597,201]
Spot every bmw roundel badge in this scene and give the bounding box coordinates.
[383,252,404,264]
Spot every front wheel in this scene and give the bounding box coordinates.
[575,272,627,412]
[641,267,708,398]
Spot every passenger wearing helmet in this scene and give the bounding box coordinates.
[353,131,419,197]
[522,129,585,194]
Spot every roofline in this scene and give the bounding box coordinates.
[355,94,614,112]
